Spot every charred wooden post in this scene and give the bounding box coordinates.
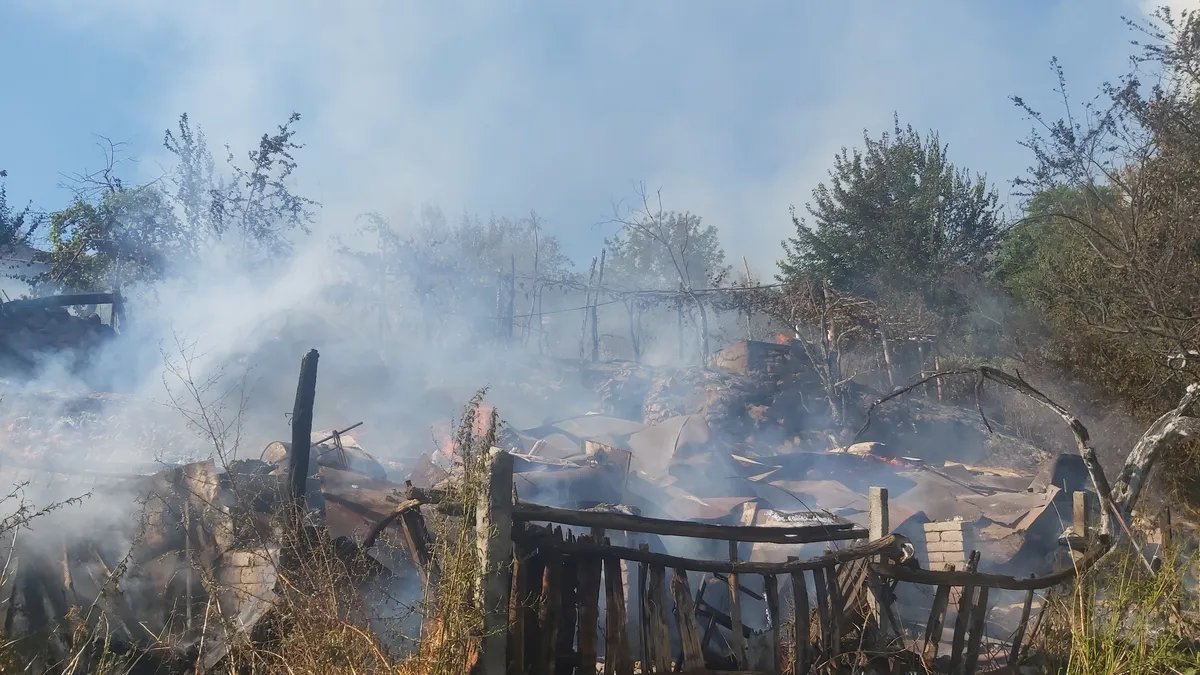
[282,349,319,573]
[478,449,515,675]
[670,569,705,671]
[764,574,781,674]
[603,548,633,675]
[1008,581,1035,668]
[948,550,981,672]
[576,536,604,675]
[788,556,811,675]
[728,539,746,668]
[963,585,990,673]
[922,564,955,664]
[557,543,580,675]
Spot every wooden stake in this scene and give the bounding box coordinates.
[671,569,705,671]
[477,450,515,675]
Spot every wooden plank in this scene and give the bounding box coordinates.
[557,547,580,675]
[921,565,955,665]
[508,540,526,675]
[948,551,980,673]
[646,564,672,673]
[523,548,547,672]
[538,545,563,675]
[576,538,603,675]
[791,566,811,675]
[963,585,990,674]
[671,569,706,672]
[728,540,746,668]
[764,574,781,674]
[811,566,831,659]
[512,502,865,544]
[478,450,516,675]
[823,564,841,659]
[513,532,907,575]
[1008,587,1035,667]
[604,552,634,675]
[283,349,319,573]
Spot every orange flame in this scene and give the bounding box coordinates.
[775,333,790,344]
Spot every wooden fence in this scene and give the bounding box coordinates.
[398,450,1105,675]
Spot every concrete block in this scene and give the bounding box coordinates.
[927,541,966,553]
[924,531,941,542]
[924,520,968,532]
[939,530,964,543]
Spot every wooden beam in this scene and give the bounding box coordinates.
[511,502,864,544]
[789,558,810,675]
[870,539,1107,590]
[671,569,705,672]
[514,532,907,575]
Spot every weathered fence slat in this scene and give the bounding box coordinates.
[823,564,842,659]
[728,540,746,668]
[671,569,706,671]
[812,566,831,658]
[604,551,634,675]
[948,550,981,672]
[646,564,672,673]
[789,558,811,675]
[523,548,547,673]
[764,574,781,674]
[508,540,526,675]
[1009,586,1036,667]
[576,536,603,675]
[963,585,990,674]
[696,575,718,657]
[537,542,563,675]
[557,547,580,675]
[921,565,955,664]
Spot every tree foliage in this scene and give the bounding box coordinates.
[778,114,1004,316]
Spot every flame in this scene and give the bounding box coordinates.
[775,333,790,344]
[435,403,497,459]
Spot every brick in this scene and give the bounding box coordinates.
[927,541,966,553]
[925,552,946,563]
[924,520,968,532]
[938,530,964,543]
[924,531,941,542]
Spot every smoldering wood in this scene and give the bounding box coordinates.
[515,532,908,575]
[287,349,320,516]
[948,550,981,672]
[511,502,865,544]
[576,537,604,675]
[671,568,706,672]
[603,551,634,675]
[963,585,990,673]
[789,557,811,675]
[1009,584,1036,667]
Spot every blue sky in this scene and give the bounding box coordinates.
[0,0,1187,272]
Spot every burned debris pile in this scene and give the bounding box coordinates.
[0,292,127,382]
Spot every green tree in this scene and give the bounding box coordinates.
[0,173,38,256]
[778,114,1003,314]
